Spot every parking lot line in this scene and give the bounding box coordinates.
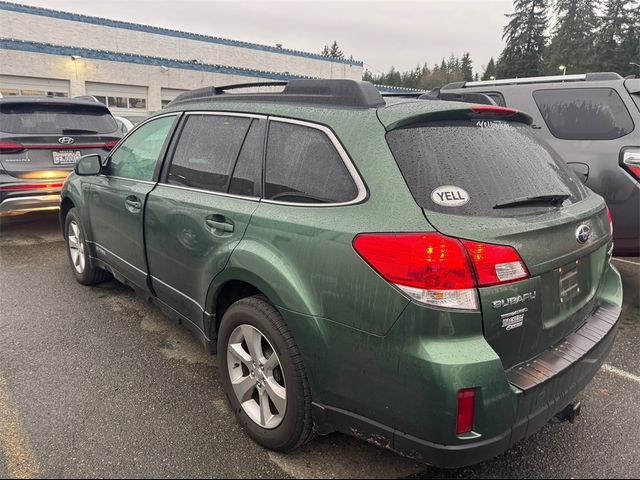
[0,376,39,479]
[612,258,640,266]
[601,364,640,385]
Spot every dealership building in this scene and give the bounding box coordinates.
[0,1,369,116]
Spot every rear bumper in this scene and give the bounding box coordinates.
[0,194,60,216]
[314,301,621,468]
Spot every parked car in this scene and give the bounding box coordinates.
[440,72,640,256]
[60,80,622,468]
[0,96,121,216]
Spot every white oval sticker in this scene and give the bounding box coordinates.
[430,185,469,207]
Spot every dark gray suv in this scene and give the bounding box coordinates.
[441,72,640,256]
[0,96,121,216]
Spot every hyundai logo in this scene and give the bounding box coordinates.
[576,224,591,244]
[58,136,75,145]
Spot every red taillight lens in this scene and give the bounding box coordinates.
[471,105,518,117]
[457,388,476,435]
[0,182,64,191]
[0,141,25,153]
[461,240,529,287]
[606,206,614,238]
[104,140,119,150]
[353,232,530,310]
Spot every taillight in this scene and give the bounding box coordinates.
[470,105,518,117]
[461,240,529,287]
[456,388,476,435]
[0,141,25,153]
[622,149,640,181]
[353,232,529,310]
[104,140,119,150]
[0,182,64,191]
[606,206,614,238]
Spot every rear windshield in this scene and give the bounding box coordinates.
[0,103,118,134]
[386,120,587,217]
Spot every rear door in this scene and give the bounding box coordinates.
[144,113,264,330]
[86,114,179,291]
[0,101,121,179]
[385,118,612,369]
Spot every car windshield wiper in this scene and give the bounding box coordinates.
[494,193,570,209]
[61,128,99,134]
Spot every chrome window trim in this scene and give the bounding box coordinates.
[97,175,156,185]
[262,116,368,207]
[183,111,268,120]
[156,182,260,202]
[151,275,204,311]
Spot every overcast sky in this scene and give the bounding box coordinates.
[9,0,514,75]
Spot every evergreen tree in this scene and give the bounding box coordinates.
[320,45,330,57]
[328,40,344,59]
[594,0,639,73]
[461,52,474,81]
[482,57,498,80]
[496,0,550,78]
[545,0,599,74]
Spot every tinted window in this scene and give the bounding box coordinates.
[386,120,587,217]
[484,92,506,107]
[0,103,118,134]
[168,115,251,193]
[228,119,265,197]
[106,116,175,181]
[265,122,358,204]
[533,88,634,140]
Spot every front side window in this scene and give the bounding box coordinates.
[167,115,251,193]
[265,121,358,204]
[105,115,176,181]
[533,88,634,140]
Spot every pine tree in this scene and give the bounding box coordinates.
[482,57,498,80]
[320,45,330,57]
[496,0,550,78]
[545,0,599,74]
[461,52,474,81]
[594,0,639,73]
[328,41,344,59]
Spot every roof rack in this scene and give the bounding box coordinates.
[168,79,386,108]
[442,72,623,90]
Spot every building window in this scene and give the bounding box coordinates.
[108,96,128,109]
[0,88,67,97]
[128,97,147,109]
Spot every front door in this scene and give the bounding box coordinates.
[86,114,179,291]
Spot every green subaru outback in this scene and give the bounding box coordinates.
[60,80,623,468]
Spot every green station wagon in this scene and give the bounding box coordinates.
[60,80,623,468]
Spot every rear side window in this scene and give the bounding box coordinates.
[0,103,118,134]
[168,115,251,193]
[481,92,506,107]
[533,88,634,140]
[228,119,265,198]
[265,121,358,204]
[386,120,587,217]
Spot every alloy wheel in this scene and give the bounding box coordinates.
[67,220,86,274]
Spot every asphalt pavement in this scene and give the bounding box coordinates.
[0,212,638,479]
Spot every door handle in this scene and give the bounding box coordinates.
[205,215,234,233]
[125,196,142,212]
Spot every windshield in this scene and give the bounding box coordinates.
[0,103,118,135]
[386,120,588,217]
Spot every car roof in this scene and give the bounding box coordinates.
[0,96,110,109]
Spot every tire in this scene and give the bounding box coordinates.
[64,208,111,285]
[218,295,313,452]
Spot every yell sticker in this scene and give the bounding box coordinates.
[430,185,469,207]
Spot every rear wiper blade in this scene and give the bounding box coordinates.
[494,193,570,209]
[61,128,99,134]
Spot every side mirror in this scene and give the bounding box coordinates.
[75,154,102,176]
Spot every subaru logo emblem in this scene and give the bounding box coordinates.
[575,224,591,244]
[58,136,75,145]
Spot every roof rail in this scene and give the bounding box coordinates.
[168,79,386,108]
[442,72,623,89]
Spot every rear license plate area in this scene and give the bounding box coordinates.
[559,263,581,303]
[52,150,81,165]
